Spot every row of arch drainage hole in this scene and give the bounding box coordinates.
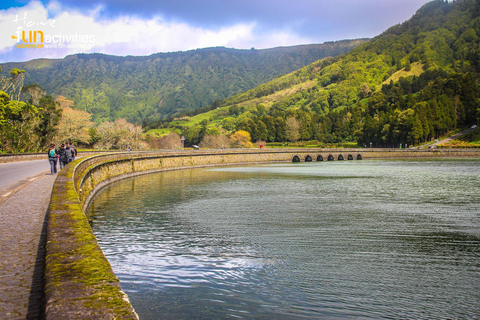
[292,154,362,162]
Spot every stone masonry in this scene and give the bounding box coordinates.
[0,173,56,319]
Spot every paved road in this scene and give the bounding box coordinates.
[430,127,476,147]
[0,160,50,203]
[0,160,56,319]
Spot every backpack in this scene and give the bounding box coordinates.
[49,149,55,158]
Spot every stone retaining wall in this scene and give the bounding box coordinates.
[0,153,47,163]
[0,151,120,163]
[45,158,139,320]
[73,148,480,210]
[45,148,480,319]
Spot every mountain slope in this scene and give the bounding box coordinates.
[0,40,367,123]
[168,0,480,147]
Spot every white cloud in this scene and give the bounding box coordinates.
[0,0,310,62]
[0,1,48,49]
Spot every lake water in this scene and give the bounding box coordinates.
[86,159,480,319]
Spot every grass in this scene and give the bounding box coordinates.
[157,80,318,132]
[382,62,424,85]
[145,128,179,137]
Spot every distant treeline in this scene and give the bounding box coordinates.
[0,41,367,124]
[166,0,480,148]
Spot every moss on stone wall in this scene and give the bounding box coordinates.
[45,159,138,320]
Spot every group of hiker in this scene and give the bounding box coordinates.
[47,143,78,174]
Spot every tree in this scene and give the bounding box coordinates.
[358,83,372,99]
[23,84,46,106]
[262,115,276,142]
[0,89,63,152]
[256,104,266,116]
[114,118,144,150]
[0,91,40,152]
[297,111,312,141]
[404,59,412,71]
[54,95,75,109]
[409,115,424,145]
[198,119,209,143]
[200,134,230,148]
[54,107,93,145]
[0,68,25,101]
[94,121,116,150]
[253,119,267,142]
[274,117,287,142]
[35,95,62,150]
[94,118,144,150]
[236,117,255,134]
[181,126,199,145]
[286,117,300,142]
[221,117,237,131]
[151,132,181,149]
[230,130,254,148]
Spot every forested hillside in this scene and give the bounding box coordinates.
[168,0,480,148]
[0,41,366,123]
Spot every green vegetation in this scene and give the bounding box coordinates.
[0,41,366,124]
[161,0,480,148]
[3,0,480,151]
[0,73,61,152]
[440,127,480,147]
[0,84,145,153]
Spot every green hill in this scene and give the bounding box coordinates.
[167,0,480,148]
[0,41,366,123]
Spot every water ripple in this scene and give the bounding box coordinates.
[89,160,480,319]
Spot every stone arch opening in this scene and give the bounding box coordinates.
[292,155,301,162]
[305,155,313,162]
[338,154,344,161]
[348,154,354,160]
[357,154,363,160]
[316,155,324,161]
[327,154,334,161]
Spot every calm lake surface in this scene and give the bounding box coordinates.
[87,159,480,319]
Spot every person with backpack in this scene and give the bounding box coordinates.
[58,143,68,170]
[65,143,74,163]
[47,144,58,174]
[70,142,78,160]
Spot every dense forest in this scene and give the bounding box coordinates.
[2,0,480,153]
[165,0,480,148]
[0,41,366,123]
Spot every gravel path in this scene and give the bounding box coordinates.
[0,173,57,319]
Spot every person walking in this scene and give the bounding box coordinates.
[69,142,77,160]
[65,143,74,163]
[47,144,58,174]
[58,143,68,170]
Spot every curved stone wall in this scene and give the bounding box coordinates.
[45,148,480,319]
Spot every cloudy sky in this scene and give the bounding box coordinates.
[0,0,431,63]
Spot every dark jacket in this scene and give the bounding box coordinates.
[58,147,67,162]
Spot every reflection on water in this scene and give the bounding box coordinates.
[87,160,480,319]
